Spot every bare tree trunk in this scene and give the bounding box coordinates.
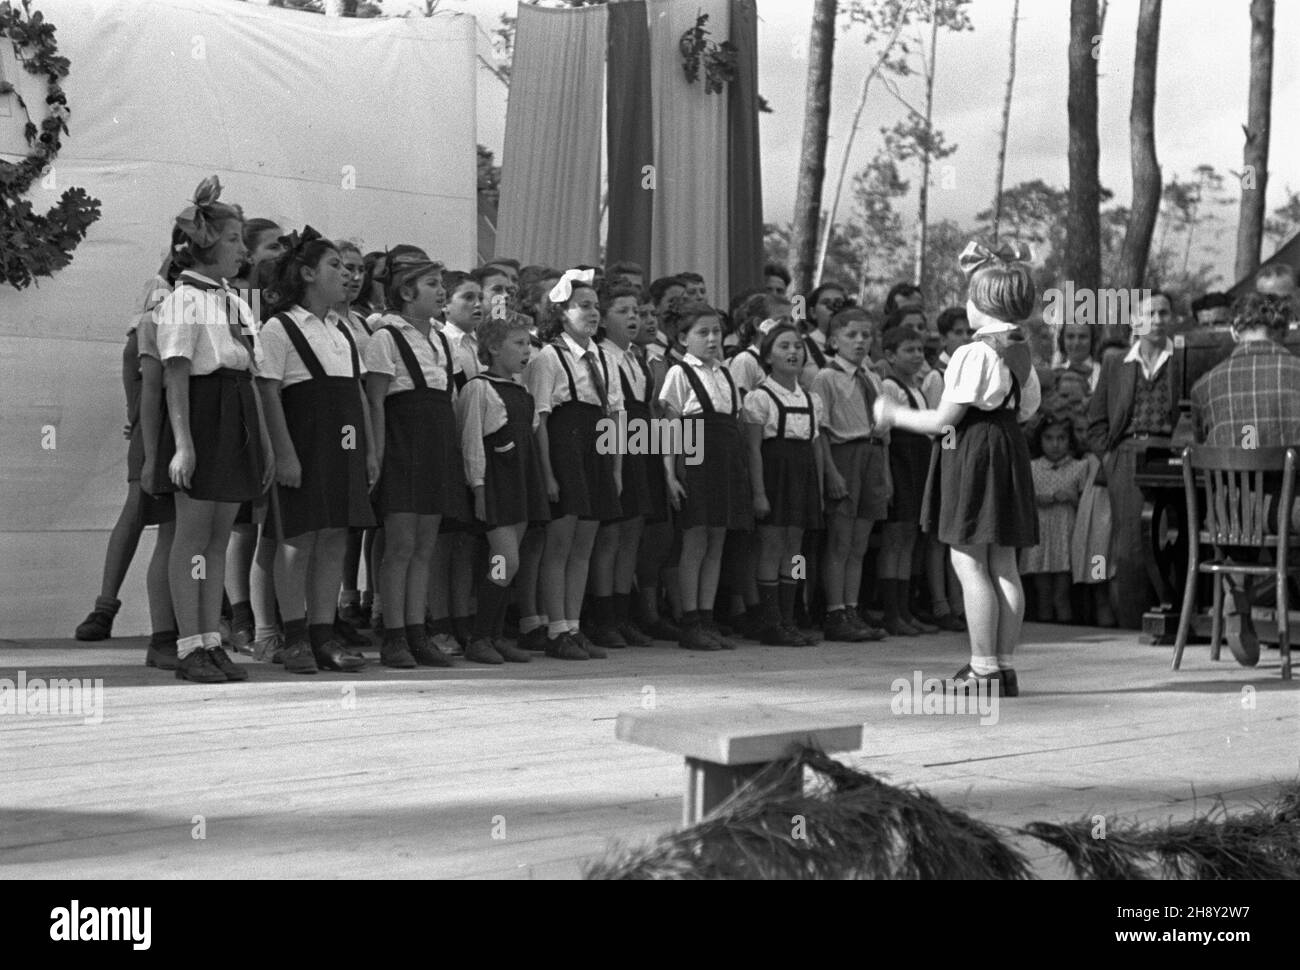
[1118,0,1161,289]
[791,0,838,296]
[991,0,1020,245]
[1235,0,1274,281]
[322,0,343,15]
[913,4,940,290]
[1067,0,1102,298]
[813,13,910,287]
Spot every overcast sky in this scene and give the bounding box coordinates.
[410,0,1300,285]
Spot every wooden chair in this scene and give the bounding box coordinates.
[1173,446,1297,680]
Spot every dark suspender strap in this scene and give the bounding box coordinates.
[275,313,328,381]
[454,370,468,390]
[335,320,361,380]
[678,361,739,416]
[883,376,921,410]
[757,383,786,439]
[677,362,717,415]
[805,335,826,369]
[720,366,740,416]
[435,329,455,390]
[548,340,579,400]
[353,311,373,336]
[618,357,636,405]
[383,325,428,391]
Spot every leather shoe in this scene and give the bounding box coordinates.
[572,629,607,659]
[175,649,228,684]
[282,640,319,675]
[409,637,452,667]
[465,638,505,665]
[545,632,589,660]
[678,624,720,651]
[208,646,250,681]
[519,627,550,652]
[314,640,367,672]
[1224,590,1261,667]
[145,640,179,670]
[381,638,418,669]
[493,638,532,663]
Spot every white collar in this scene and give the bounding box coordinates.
[683,352,723,371]
[1123,337,1171,379]
[443,320,476,343]
[561,331,596,359]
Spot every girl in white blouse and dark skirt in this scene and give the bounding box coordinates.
[875,241,1042,697]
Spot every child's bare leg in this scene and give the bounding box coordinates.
[948,543,999,671]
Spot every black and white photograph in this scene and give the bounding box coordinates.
[1,0,1297,920]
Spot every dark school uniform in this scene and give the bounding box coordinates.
[882,375,931,524]
[457,374,551,529]
[612,343,667,523]
[153,270,265,504]
[262,309,376,540]
[658,354,753,531]
[524,333,624,522]
[364,316,470,519]
[743,377,825,531]
[921,335,1040,547]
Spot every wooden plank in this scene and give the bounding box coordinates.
[616,705,865,764]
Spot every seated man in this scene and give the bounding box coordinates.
[1190,292,1300,662]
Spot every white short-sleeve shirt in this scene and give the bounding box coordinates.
[522,332,625,416]
[659,353,739,417]
[259,306,365,388]
[942,339,1041,422]
[729,347,766,396]
[155,271,262,375]
[742,376,824,441]
[363,313,460,395]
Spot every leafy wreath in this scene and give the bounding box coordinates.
[679,12,737,95]
[0,0,101,290]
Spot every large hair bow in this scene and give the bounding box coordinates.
[175,175,225,248]
[279,225,323,258]
[549,267,596,305]
[958,239,1033,279]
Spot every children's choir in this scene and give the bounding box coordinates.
[79,176,1089,695]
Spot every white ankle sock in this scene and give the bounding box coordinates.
[547,620,568,637]
[202,631,221,650]
[520,615,543,634]
[177,634,206,659]
[969,656,999,676]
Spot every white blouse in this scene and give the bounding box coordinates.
[941,340,1040,422]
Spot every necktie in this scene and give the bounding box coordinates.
[583,350,611,414]
[854,368,876,427]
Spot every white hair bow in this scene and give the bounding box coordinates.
[757,317,781,336]
[549,268,596,304]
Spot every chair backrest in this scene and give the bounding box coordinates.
[1182,446,1297,547]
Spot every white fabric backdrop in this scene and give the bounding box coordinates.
[648,0,730,306]
[0,0,478,639]
[495,1,607,269]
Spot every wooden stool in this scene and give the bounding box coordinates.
[616,706,865,825]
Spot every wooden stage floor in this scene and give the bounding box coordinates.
[2,623,1297,879]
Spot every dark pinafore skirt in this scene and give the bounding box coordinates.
[674,363,752,531]
[753,383,821,530]
[154,367,264,504]
[375,325,469,520]
[271,315,375,539]
[546,343,622,522]
[615,355,666,523]
[479,377,551,529]
[921,388,1037,548]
